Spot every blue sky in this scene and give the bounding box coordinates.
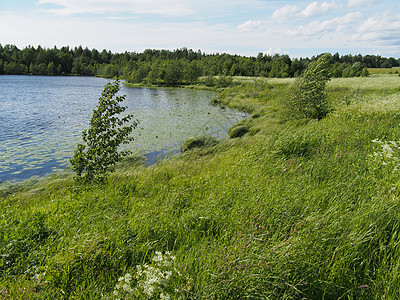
[1,0,399,58]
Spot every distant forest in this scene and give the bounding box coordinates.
[1,44,399,86]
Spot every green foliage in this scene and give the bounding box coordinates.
[216,74,233,88]
[361,67,370,77]
[204,75,215,87]
[285,53,332,120]
[70,80,138,183]
[2,44,398,80]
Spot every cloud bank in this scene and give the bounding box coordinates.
[272,1,337,23]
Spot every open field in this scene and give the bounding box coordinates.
[368,67,400,75]
[1,75,400,299]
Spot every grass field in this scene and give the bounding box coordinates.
[1,75,400,299]
[368,67,400,75]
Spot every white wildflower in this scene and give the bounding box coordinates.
[160,292,171,300]
[122,283,133,293]
[382,143,394,158]
[112,251,189,299]
[164,271,173,279]
[153,251,163,263]
[124,273,132,282]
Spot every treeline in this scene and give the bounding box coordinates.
[1,44,400,86]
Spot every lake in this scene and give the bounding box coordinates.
[0,75,246,183]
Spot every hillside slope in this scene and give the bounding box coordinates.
[1,75,400,299]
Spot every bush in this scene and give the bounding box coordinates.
[285,54,331,120]
[204,75,215,87]
[216,75,233,88]
[70,80,138,183]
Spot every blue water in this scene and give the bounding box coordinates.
[0,76,246,182]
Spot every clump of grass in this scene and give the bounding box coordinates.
[274,128,324,158]
[183,136,218,151]
[229,125,249,138]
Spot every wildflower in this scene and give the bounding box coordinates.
[160,292,171,300]
[382,143,394,158]
[112,251,188,299]
[122,283,133,293]
[124,273,132,282]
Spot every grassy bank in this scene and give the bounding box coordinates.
[2,75,400,299]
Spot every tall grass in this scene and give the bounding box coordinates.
[1,75,400,298]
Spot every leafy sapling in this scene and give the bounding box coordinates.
[285,53,332,120]
[70,80,138,183]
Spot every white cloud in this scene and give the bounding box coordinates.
[272,4,298,23]
[287,12,362,37]
[264,48,283,55]
[237,20,267,32]
[299,1,337,18]
[0,10,272,55]
[353,15,400,45]
[348,0,375,7]
[272,1,337,23]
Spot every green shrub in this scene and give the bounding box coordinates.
[216,75,233,88]
[70,80,138,183]
[285,54,331,120]
[204,75,215,87]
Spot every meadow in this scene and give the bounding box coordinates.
[1,74,400,299]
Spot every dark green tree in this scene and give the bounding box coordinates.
[163,60,182,86]
[70,80,138,183]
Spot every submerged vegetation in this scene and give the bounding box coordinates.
[1,70,400,298]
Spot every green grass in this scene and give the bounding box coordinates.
[367,67,400,75]
[2,75,400,299]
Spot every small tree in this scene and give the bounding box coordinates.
[70,80,138,183]
[285,53,331,120]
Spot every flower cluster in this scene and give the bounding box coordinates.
[372,139,400,165]
[112,251,184,300]
[113,273,134,298]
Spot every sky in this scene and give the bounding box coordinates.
[0,0,399,58]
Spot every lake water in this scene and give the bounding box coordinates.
[0,75,246,183]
